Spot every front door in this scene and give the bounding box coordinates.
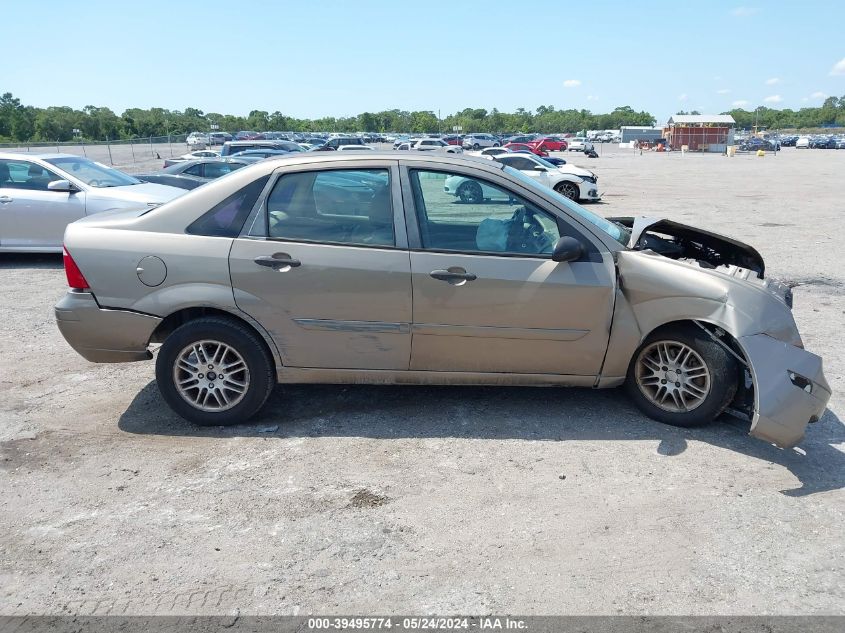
[229,163,412,370]
[0,158,86,249]
[404,166,615,376]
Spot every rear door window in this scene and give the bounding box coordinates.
[266,169,394,247]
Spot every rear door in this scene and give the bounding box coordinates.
[229,160,412,370]
[401,162,615,376]
[0,158,86,249]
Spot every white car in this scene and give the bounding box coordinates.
[567,137,594,152]
[469,147,512,158]
[444,152,598,202]
[795,136,810,149]
[186,132,210,149]
[337,145,375,151]
[412,138,463,153]
[462,134,500,150]
[0,153,184,252]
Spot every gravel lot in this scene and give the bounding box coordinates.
[0,147,843,616]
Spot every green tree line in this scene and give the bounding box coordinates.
[2,91,844,143]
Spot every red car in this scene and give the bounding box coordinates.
[442,134,463,146]
[530,137,568,152]
[503,142,549,157]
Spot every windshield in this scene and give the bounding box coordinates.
[45,157,141,187]
[532,156,556,169]
[502,165,629,245]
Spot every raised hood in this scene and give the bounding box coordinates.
[611,216,766,277]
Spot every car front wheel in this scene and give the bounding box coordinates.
[554,181,580,201]
[625,325,738,428]
[156,316,275,426]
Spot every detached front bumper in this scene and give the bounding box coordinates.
[55,291,161,363]
[738,334,831,448]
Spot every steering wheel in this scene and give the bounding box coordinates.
[508,207,553,254]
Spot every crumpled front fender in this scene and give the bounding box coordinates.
[738,334,831,448]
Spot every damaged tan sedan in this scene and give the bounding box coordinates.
[55,153,830,448]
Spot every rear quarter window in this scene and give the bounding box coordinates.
[186,175,269,237]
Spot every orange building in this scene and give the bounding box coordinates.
[664,115,736,152]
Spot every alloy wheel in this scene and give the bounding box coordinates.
[173,339,250,412]
[634,340,711,413]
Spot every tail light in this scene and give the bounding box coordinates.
[63,246,90,290]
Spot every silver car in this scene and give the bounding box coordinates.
[54,153,830,448]
[0,153,184,252]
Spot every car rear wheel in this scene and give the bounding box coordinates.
[554,181,579,201]
[156,317,274,426]
[457,180,483,204]
[625,324,738,428]
[473,143,480,150]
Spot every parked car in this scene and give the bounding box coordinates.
[54,152,829,449]
[504,142,549,157]
[337,145,376,151]
[164,150,221,168]
[0,153,183,252]
[835,137,845,149]
[462,134,500,150]
[810,136,837,149]
[321,136,367,150]
[208,132,233,145]
[530,137,569,152]
[795,136,810,149]
[135,173,207,191]
[478,152,597,202]
[186,132,210,149]
[411,138,463,153]
[156,157,261,181]
[442,135,463,146]
[472,147,512,158]
[231,149,294,159]
[541,156,568,167]
[234,131,260,141]
[504,135,537,144]
[567,137,594,152]
[220,140,305,156]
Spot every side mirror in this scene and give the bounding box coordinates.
[532,165,547,171]
[47,180,77,193]
[551,236,584,263]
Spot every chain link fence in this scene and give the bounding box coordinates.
[0,134,193,173]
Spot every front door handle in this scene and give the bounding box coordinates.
[254,253,301,270]
[0,196,12,204]
[430,268,477,284]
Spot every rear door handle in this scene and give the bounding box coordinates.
[430,269,477,283]
[254,253,301,270]
[0,196,12,204]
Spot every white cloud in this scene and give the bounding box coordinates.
[678,93,688,102]
[763,94,782,103]
[765,77,780,85]
[731,6,759,16]
[801,97,809,102]
[732,100,750,107]
[717,88,731,94]
[810,91,828,100]
[563,79,581,88]
[830,58,845,75]
[586,95,598,101]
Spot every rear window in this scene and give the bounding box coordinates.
[186,175,269,237]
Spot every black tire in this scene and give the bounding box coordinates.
[624,324,738,428]
[156,316,275,426]
[554,180,580,201]
[473,143,480,150]
[457,180,483,204]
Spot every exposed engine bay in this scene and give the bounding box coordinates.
[610,216,794,308]
[610,216,766,277]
